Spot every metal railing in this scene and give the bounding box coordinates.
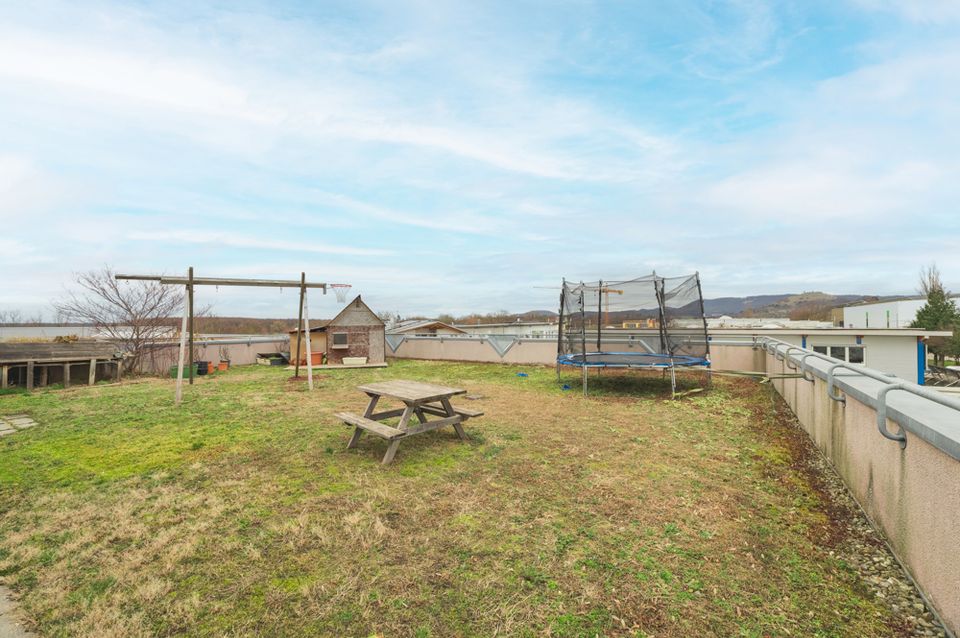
[753,336,960,453]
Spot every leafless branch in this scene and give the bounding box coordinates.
[53,266,186,373]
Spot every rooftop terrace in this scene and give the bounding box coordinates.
[0,361,947,636]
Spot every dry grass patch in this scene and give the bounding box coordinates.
[0,360,904,636]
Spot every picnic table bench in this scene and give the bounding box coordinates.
[335,379,483,464]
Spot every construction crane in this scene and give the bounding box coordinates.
[599,286,623,327]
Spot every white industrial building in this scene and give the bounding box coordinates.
[842,297,959,329]
[708,328,947,384]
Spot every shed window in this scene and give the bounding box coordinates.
[331,333,349,349]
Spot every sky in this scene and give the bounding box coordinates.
[1,0,959,319]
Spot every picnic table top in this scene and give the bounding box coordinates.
[356,379,466,403]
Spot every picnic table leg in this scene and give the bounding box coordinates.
[362,394,380,418]
[440,397,469,441]
[414,407,428,424]
[397,404,414,431]
[347,426,364,449]
[382,439,402,465]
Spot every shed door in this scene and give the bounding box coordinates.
[312,332,326,354]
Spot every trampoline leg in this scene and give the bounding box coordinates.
[582,365,588,396]
[670,365,677,399]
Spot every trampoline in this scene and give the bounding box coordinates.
[557,273,710,395]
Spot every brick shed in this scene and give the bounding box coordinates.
[289,295,385,365]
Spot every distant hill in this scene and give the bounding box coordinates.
[704,292,870,318]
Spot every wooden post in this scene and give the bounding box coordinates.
[40,366,48,387]
[115,360,122,383]
[175,270,190,406]
[304,288,313,391]
[1,365,7,389]
[63,362,71,388]
[26,361,34,391]
[295,272,305,377]
[89,359,97,386]
[188,266,195,386]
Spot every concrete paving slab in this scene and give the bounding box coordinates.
[0,416,37,432]
[0,586,32,638]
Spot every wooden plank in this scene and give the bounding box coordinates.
[88,358,96,386]
[401,415,461,436]
[355,380,466,403]
[347,427,363,449]
[423,402,484,418]
[175,273,189,406]
[368,407,406,420]
[303,285,313,391]
[117,274,328,289]
[26,361,34,391]
[382,439,402,465]
[397,405,414,431]
[0,355,119,365]
[188,266,194,386]
[441,397,469,441]
[362,394,380,418]
[418,404,449,418]
[334,412,403,439]
[294,273,304,378]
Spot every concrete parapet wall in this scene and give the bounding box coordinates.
[389,337,755,372]
[138,338,289,374]
[762,347,960,635]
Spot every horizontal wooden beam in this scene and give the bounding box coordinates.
[0,356,120,365]
[115,274,328,289]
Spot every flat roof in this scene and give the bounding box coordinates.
[706,328,952,337]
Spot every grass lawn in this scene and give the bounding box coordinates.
[0,360,900,637]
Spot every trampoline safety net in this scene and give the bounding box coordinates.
[557,273,710,368]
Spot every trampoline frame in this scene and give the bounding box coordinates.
[556,273,711,397]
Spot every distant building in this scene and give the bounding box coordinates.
[705,316,835,330]
[842,297,960,329]
[622,319,657,329]
[387,319,467,336]
[454,321,557,337]
[288,296,385,366]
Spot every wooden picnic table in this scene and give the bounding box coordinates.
[335,379,483,464]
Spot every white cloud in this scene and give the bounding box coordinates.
[126,230,394,257]
[852,0,960,24]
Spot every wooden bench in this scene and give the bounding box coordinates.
[334,412,403,440]
[338,380,486,464]
[421,402,484,419]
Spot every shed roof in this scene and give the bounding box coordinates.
[288,295,383,334]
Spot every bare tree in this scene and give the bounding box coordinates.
[376,310,401,325]
[0,309,24,324]
[917,263,947,297]
[53,267,185,373]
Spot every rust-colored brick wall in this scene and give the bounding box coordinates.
[326,326,372,364]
